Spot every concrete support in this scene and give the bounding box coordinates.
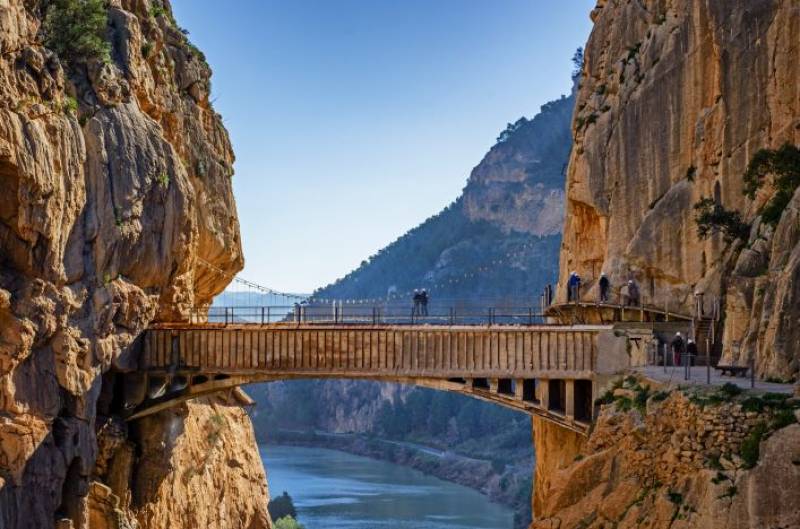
[565,379,575,421]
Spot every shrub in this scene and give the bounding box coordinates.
[141,40,153,59]
[740,422,767,469]
[43,0,110,66]
[743,144,800,226]
[62,95,78,115]
[693,198,750,242]
[274,516,305,529]
[718,383,743,399]
[156,172,169,188]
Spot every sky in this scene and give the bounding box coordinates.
[171,0,596,293]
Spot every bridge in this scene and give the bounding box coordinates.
[121,304,632,435]
[118,263,716,436]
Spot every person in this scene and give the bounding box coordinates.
[420,289,429,316]
[599,272,610,303]
[412,289,421,317]
[627,279,640,306]
[671,332,685,366]
[567,271,581,302]
[686,338,698,365]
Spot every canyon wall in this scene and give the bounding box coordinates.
[0,1,264,527]
[531,379,800,529]
[558,0,800,379]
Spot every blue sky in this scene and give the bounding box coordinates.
[171,0,596,293]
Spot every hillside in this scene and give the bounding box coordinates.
[251,89,576,529]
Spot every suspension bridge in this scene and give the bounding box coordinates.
[118,260,720,435]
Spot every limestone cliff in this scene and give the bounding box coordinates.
[558,0,800,379]
[0,1,264,528]
[531,379,800,529]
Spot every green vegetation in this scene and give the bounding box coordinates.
[268,492,298,522]
[156,172,169,188]
[141,40,153,59]
[693,198,750,242]
[740,422,767,469]
[43,0,110,66]
[743,144,800,226]
[274,516,305,529]
[694,144,800,241]
[61,95,78,116]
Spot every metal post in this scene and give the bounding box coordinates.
[750,357,755,389]
[529,307,533,326]
[224,307,229,325]
[261,306,265,325]
[706,338,711,384]
[663,343,667,372]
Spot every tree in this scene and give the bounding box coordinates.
[743,144,800,226]
[268,492,297,521]
[693,198,750,243]
[42,0,111,66]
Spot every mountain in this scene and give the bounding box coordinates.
[251,90,576,529]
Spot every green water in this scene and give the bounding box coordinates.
[261,445,514,529]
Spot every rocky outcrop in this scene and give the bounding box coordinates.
[557,0,800,379]
[462,95,573,237]
[532,379,800,528]
[0,1,258,528]
[132,397,270,529]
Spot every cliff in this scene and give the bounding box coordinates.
[0,1,263,528]
[558,0,800,380]
[532,378,800,529]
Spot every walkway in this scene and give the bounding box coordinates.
[635,365,796,394]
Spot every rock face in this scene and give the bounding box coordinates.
[557,0,800,379]
[0,1,260,528]
[531,382,800,529]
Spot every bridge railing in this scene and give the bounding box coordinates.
[190,304,550,326]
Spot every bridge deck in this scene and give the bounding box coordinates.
[142,323,615,379]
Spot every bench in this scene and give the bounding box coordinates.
[715,365,749,377]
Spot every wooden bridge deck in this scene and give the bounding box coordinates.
[141,323,622,379]
[127,323,631,434]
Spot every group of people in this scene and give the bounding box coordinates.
[567,271,641,306]
[412,289,429,316]
[668,331,698,366]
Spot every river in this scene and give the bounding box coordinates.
[260,445,515,529]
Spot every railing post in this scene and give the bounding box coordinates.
[750,357,755,389]
[224,307,229,325]
[706,338,711,384]
[261,306,265,325]
[663,343,667,372]
[529,307,533,326]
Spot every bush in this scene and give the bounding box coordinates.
[61,95,78,115]
[268,492,297,521]
[274,516,305,529]
[740,422,767,469]
[743,144,800,226]
[43,0,110,66]
[693,198,750,242]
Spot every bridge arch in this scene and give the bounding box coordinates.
[122,322,634,435]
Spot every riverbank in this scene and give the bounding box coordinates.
[263,430,532,529]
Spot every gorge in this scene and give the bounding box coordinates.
[1,1,800,529]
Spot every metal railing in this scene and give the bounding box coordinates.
[186,303,550,327]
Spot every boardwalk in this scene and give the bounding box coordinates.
[126,322,632,434]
